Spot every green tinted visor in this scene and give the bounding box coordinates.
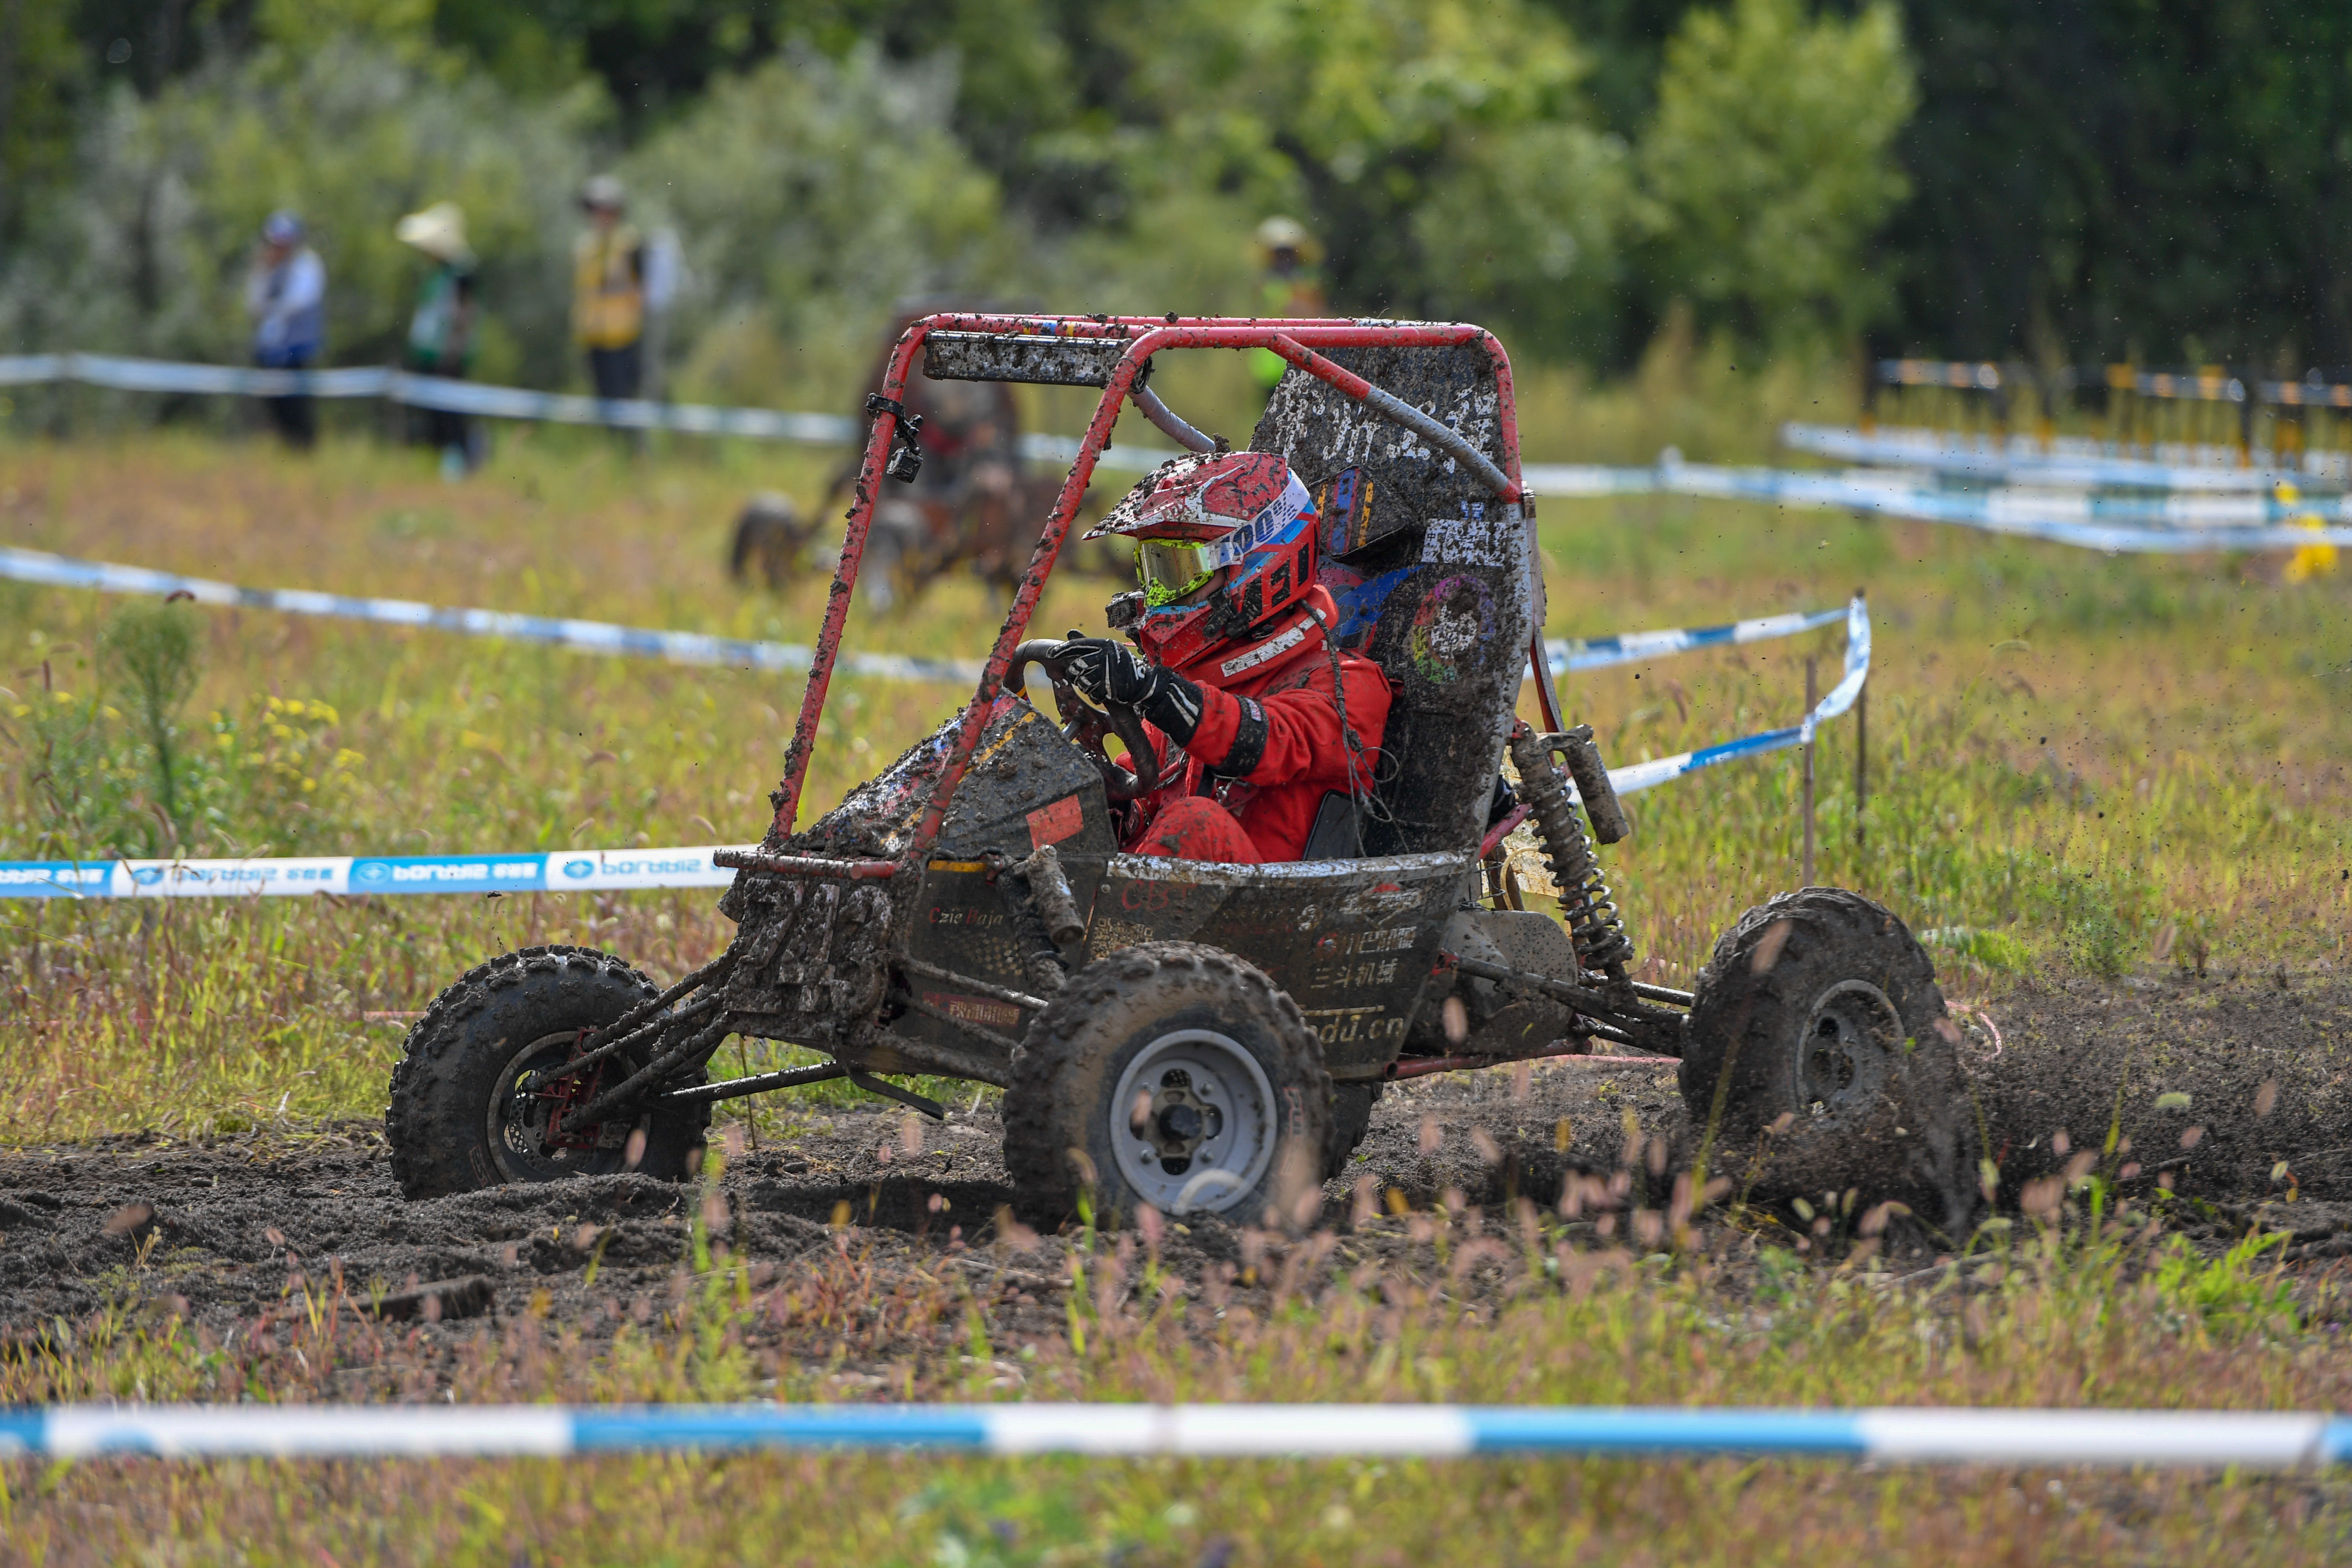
[1136,539,1221,607]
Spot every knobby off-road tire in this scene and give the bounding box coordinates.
[386,945,711,1201]
[1678,889,1979,1237]
[1005,942,1334,1226]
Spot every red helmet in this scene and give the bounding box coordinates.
[1086,452,1319,672]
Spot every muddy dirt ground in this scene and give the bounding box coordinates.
[4,972,2348,1357]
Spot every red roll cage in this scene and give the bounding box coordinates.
[765,314,1562,866]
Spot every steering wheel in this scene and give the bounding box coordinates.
[1007,640,1162,803]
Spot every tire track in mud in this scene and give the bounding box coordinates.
[3,974,2349,1345]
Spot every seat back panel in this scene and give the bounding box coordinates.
[1249,345,1532,858]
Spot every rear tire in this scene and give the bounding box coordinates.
[1678,889,1978,1235]
[1005,942,1332,1225]
[386,945,711,1201]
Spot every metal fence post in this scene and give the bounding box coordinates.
[1801,654,1818,887]
[1854,670,1868,847]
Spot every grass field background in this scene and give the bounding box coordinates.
[1,406,2349,1563]
[2,413,2344,1146]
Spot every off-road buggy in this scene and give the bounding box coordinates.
[387,316,1979,1233]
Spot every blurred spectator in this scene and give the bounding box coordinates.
[1249,216,1326,393]
[244,210,325,449]
[394,201,482,480]
[573,175,646,415]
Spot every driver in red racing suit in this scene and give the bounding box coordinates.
[1061,451,1390,863]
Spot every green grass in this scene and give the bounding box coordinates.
[1,427,2347,1142]
[1,421,2349,1562]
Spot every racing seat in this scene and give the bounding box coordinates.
[1248,342,1532,859]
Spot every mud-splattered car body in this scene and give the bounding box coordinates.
[689,318,1676,1097]
[392,317,1975,1229]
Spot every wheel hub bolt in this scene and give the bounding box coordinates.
[1159,1103,1203,1142]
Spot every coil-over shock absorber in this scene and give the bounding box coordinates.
[1507,721,1634,981]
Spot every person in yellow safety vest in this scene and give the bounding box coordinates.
[1249,215,1327,394]
[573,174,647,408]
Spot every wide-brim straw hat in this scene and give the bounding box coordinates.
[395,201,473,264]
[1254,214,1321,262]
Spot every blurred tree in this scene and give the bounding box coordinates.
[16,0,2352,387]
[1077,0,1633,358]
[1882,1,2352,368]
[787,0,1079,185]
[70,0,245,97]
[0,14,597,381]
[0,0,82,239]
[1527,0,1688,138]
[623,43,1021,399]
[255,0,431,58]
[1636,0,1916,350]
[428,0,772,125]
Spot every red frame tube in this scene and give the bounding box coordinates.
[765,317,1529,859]
[1479,802,1533,861]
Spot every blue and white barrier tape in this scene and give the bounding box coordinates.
[1664,461,2352,553]
[0,353,1168,471]
[0,354,401,403]
[1522,455,2352,550]
[0,593,1864,897]
[1547,604,1845,675]
[0,1402,2345,1466]
[1780,422,2349,493]
[17,351,2352,512]
[1,540,1852,689]
[0,545,984,685]
[1597,593,1866,799]
[1519,463,1666,498]
[16,352,2349,532]
[0,845,749,901]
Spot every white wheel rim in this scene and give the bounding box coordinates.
[1109,1029,1278,1215]
[1794,979,1903,1121]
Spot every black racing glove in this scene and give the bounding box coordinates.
[1061,632,1206,743]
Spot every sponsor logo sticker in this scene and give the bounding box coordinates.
[347,855,545,894]
[923,991,1024,1032]
[0,863,111,896]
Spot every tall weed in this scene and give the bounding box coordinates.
[99,597,201,844]
[4,605,364,861]
[3,651,118,854]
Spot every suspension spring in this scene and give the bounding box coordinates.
[1507,722,1634,979]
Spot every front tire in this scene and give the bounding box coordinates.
[1678,889,1978,1235]
[1004,943,1332,1225]
[385,945,712,1200]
